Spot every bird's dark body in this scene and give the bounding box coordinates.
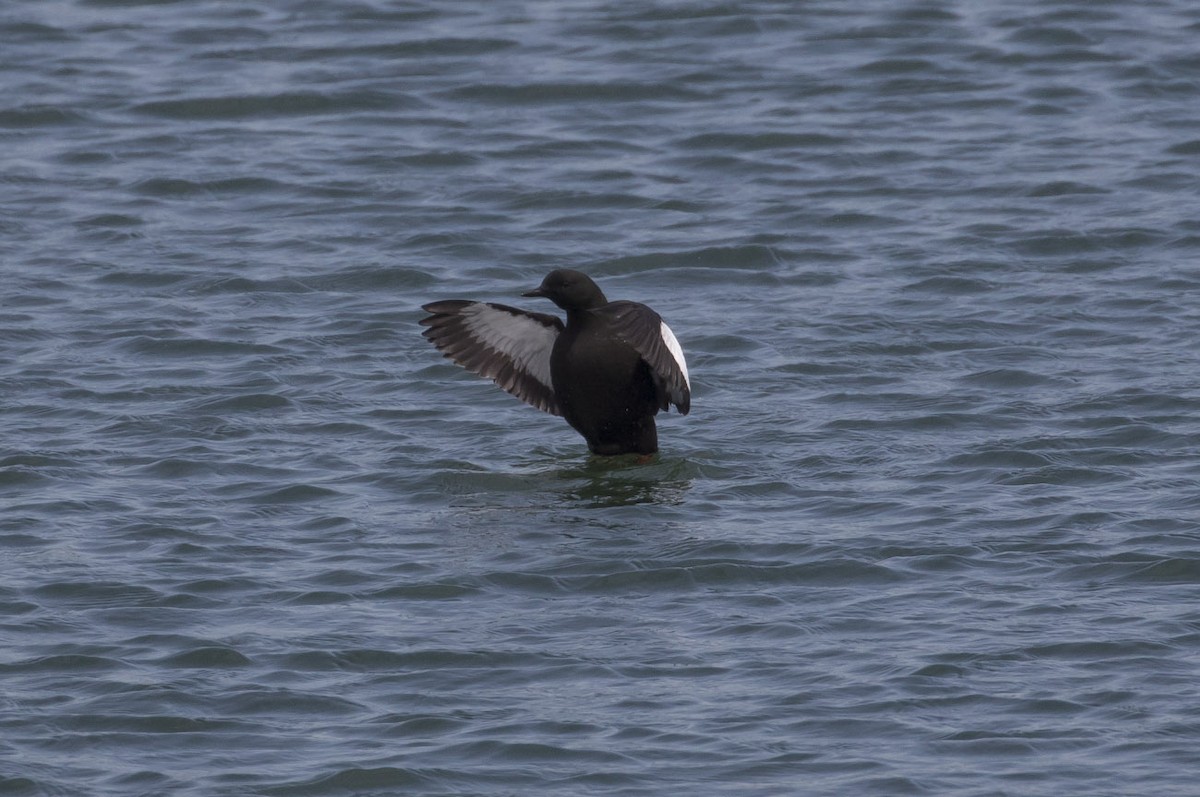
[552,310,660,455]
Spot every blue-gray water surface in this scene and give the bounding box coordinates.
[3,1,1200,795]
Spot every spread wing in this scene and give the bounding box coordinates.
[597,300,691,415]
[420,300,564,416]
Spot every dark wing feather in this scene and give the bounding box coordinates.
[420,300,564,416]
[596,300,691,415]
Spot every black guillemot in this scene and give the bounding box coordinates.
[420,269,690,456]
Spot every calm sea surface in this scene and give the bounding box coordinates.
[3,1,1200,795]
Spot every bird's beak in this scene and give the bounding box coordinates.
[522,287,546,298]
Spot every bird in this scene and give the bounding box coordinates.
[420,269,690,456]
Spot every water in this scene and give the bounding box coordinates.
[3,1,1200,795]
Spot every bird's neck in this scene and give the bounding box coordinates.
[562,291,607,321]
[564,306,594,326]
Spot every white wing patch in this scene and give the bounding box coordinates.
[659,320,690,391]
